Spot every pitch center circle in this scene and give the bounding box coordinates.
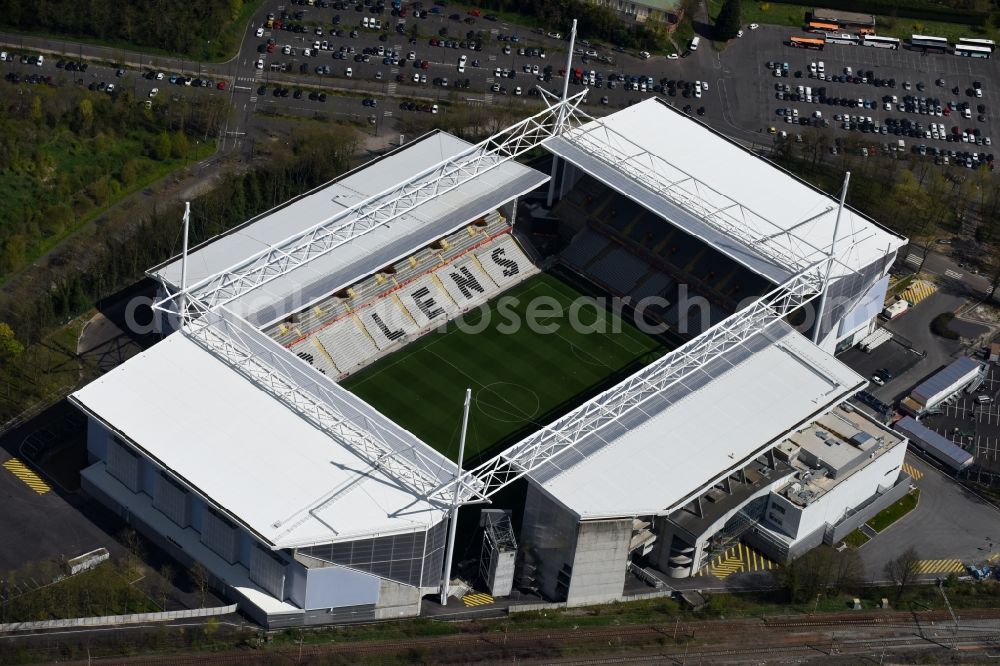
[476,381,541,424]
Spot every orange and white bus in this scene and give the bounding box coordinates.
[806,21,838,33]
[790,36,825,50]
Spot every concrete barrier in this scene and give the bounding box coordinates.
[0,604,238,633]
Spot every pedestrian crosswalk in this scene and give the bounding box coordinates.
[902,462,924,480]
[2,458,51,494]
[462,592,494,607]
[696,542,778,579]
[905,253,921,266]
[944,269,964,280]
[913,559,965,575]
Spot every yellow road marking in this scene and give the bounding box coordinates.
[2,458,51,495]
[698,542,779,579]
[462,592,494,607]
[902,462,924,480]
[914,559,965,575]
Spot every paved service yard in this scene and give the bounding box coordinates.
[858,453,1000,579]
[718,25,1000,160]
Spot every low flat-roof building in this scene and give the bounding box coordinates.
[811,7,875,29]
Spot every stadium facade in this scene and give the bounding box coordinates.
[71,96,910,626]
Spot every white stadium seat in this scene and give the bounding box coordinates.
[396,273,459,328]
[474,235,532,289]
[315,315,380,374]
[359,295,420,350]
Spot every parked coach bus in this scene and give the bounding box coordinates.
[807,21,839,33]
[910,34,949,52]
[957,37,995,52]
[790,36,825,50]
[862,35,901,49]
[955,43,992,58]
[826,33,860,45]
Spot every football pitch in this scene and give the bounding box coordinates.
[341,272,671,463]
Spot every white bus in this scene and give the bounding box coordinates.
[825,33,860,45]
[910,34,949,52]
[955,43,992,58]
[690,36,700,51]
[957,37,995,52]
[862,35,901,49]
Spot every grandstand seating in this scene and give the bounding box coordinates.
[561,230,612,271]
[271,213,539,378]
[586,247,649,295]
[554,174,776,341]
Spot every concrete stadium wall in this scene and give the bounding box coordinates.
[567,518,631,607]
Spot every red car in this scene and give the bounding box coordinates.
[420,59,429,69]
[468,8,481,16]
[217,80,226,90]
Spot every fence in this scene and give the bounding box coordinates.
[0,604,238,633]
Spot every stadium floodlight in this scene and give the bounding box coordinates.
[153,90,590,322]
[441,258,834,503]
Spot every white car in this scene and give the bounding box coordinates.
[514,86,522,95]
[737,29,744,38]
[149,88,158,97]
[106,83,115,93]
[749,23,759,30]
[667,53,679,60]
[432,104,439,114]
[638,50,651,59]
[256,27,264,37]
[408,51,416,60]
[413,72,420,82]
[345,67,353,77]
[256,58,264,69]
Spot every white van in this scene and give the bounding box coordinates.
[690,36,700,51]
[977,395,992,404]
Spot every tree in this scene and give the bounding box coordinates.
[715,0,742,40]
[775,546,864,603]
[190,562,209,607]
[0,323,24,362]
[884,546,921,603]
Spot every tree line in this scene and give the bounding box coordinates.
[475,0,672,50]
[0,0,249,60]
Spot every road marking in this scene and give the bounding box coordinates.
[914,559,965,575]
[905,253,921,265]
[901,462,923,480]
[462,592,494,607]
[945,269,964,279]
[696,543,777,579]
[2,458,51,494]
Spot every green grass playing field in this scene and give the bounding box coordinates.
[341,272,670,463]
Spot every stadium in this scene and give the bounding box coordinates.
[70,91,911,627]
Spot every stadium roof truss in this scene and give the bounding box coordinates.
[150,90,859,519]
[157,90,589,320]
[449,259,833,506]
[151,92,588,509]
[543,103,869,281]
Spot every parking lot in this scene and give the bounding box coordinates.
[719,26,1000,166]
[922,361,1000,473]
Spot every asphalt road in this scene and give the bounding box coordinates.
[857,452,1000,577]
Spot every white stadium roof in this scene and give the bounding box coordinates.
[71,331,450,550]
[544,98,906,284]
[519,321,866,519]
[151,131,548,327]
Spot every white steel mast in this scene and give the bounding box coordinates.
[813,171,850,346]
[440,388,472,606]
